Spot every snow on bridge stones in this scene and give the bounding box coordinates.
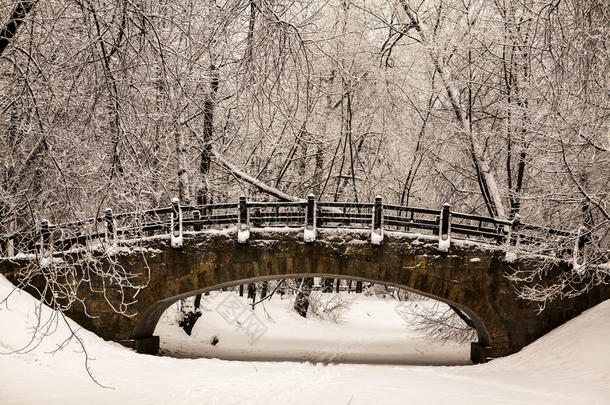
[2,227,609,365]
[0,197,606,364]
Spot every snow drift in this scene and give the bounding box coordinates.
[0,274,608,404]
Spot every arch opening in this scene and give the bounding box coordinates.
[136,274,490,366]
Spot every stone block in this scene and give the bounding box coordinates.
[118,336,159,355]
[471,342,492,364]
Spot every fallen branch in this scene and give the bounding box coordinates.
[212,150,301,202]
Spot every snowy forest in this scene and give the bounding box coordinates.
[1,0,608,301]
[0,0,609,403]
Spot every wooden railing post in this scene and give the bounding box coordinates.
[496,223,506,245]
[238,196,250,243]
[304,193,316,243]
[171,197,183,248]
[104,208,116,246]
[193,210,202,231]
[239,196,247,224]
[371,196,383,245]
[438,203,451,252]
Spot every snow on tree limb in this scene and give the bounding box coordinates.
[0,1,37,58]
[402,2,506,219]
[560,140,609,221]
[212,150,301,202]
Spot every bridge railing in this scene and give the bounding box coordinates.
[0,195,584,263]
[248,201,306,228]
[383,204,448,234]
[317,201,374,229]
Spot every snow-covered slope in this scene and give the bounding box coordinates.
[0,274,608,404]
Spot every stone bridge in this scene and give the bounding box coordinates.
[0,196,607,364]
[1,228,608,364]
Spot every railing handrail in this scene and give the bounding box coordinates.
[0,196,581,258]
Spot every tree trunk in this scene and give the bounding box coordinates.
[294,277,314,317]
[179,294,203,336]
[260,281,268,299]
[0,1,37,57]
[212,150,300,201]
[322,278,334,293]
[247,283,256,303]
[402,2,506,218]
[244,0,257,69]
[174,126,191,203]
[197,64,219,204]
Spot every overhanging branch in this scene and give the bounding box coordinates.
[0,1,37,57]
[212,150,301,202]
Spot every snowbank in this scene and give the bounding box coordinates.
[0,274,608,404]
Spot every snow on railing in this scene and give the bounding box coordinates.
[0,195,583,262]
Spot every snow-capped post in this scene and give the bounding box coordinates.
[438,203,451,252]
[304,193,316,243]
[238,196,250,243]
[193,210,202,231]
[572,226,588,274]
[104,208,116,245]
[505,214,521,263]
[371,195,383,245]
[171,197,183,248]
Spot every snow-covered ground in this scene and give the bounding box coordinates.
[1,274,609,404]
[155,291,471,365]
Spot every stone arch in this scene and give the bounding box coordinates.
[131,273,492,352]
[107,229,503,363]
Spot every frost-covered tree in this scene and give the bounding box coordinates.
[0,0,607,321]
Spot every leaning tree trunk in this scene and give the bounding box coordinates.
[401,2,506,218]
